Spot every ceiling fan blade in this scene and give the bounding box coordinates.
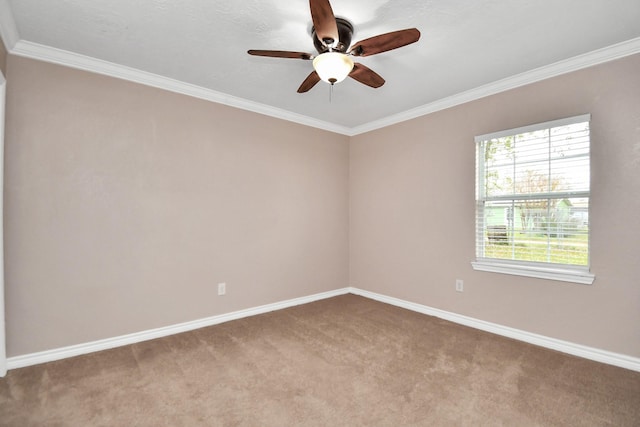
[349,28,421,57]
[248,50,313,60]
[349,63,385,88]
[349,62,384,89]
[297,71,322,93]
[309,0,339,46]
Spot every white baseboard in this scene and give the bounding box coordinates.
[6,287,351,370]
[7,286,640,373]
[348,287,640,372]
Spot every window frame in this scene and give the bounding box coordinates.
[471,114,595,285]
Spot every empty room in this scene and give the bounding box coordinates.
[0,0,639,425]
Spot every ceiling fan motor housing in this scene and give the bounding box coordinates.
[312,18,354,53]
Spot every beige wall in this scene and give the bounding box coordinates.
[4,51,640,360]
[350,54,640,358]
[4,56,349,356]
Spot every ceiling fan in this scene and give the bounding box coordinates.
[248,0,421,93]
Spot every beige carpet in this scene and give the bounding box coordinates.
[1,294,639,426]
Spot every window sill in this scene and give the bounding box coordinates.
[471,259,595,285]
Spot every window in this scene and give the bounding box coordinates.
[472,115,594,284]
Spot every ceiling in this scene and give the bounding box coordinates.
[1,0,640,135]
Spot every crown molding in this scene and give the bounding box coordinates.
[3,14,640,137]
[10,40,353,136]
[0,0,19,51]
[349,36,640,136]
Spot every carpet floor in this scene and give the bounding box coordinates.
[1,294,639,426]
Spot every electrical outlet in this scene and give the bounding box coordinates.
[218,282,226,296]
[455,279,464,292]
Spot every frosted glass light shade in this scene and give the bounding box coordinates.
[312,52,355,84]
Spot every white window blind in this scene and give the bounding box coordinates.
[472,114,594,284]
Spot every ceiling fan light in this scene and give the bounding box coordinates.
[312,52,354,84]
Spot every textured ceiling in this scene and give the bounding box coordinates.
[2,0,640,134]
